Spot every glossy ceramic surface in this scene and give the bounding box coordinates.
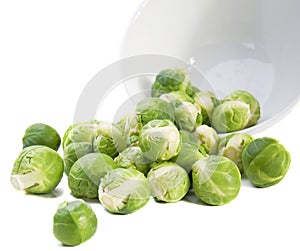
[122,0,300,134]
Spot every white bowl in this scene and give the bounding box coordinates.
[121,0,300,134]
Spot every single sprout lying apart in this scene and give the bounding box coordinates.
[98,168,151,214]
[68,152,116,199]
[11,145,64,194]
[192,155,241,206]
[224,90,260,127]
[218,133,254,174]
[193,124,220,155]
[136,98,174,125]
[139,119,181,162]
[211,100,251,133]
[114,146,151,175]
[63,142,93,175]
[151,68,193,98]
[22,123,61,151]
[242,137,291,187]
[53,200,97,246]
[147,162,190,202]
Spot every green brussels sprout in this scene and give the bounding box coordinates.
[147,162,190,202]
[98,168,151,214]
[114,146,151,175]
[117,112,142,146]
[53,200,97,246]
[192,155,241,206]
[63,142,93,176]
[68,153,116,199]
[139,119,181,162]
[62,120,99,149]
[151,68,193,98]
[22,123,61,151]
[242,137,291,188]
[193,125,220,154]
[93,121,127,158]
[136,98,174,125]
[193,91,220,125]
[211,101,251,133]
[224,90,260,127]
[218,133,254,173]
[172,100,202,132]
[11,145,64,194]
[159,91,194,103]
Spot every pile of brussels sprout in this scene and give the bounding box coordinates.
[11,68,291,246]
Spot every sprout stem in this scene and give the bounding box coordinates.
[10,171,39,191]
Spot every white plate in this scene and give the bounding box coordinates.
[121,0,300,134]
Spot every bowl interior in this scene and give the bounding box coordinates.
[122,0,300,133]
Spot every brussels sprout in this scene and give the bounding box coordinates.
[114,146,151,175]
[68,153,116,199]
[224,90,260,127]
[147,162,190,202]
[139,119,181,162]
[242,137,291,188]
[11,145,64,194]
[93,121,127,158]
[22,123,61,151]
[136,98,174,125]
[192,155,241,206]
[193,125,220,155]
[159,91,194,103]
[172,100,202,132]
[63,142,93,176]
[98,168,151,214]
[151,68,193,98]
[62,120,99,149]
[193,91,220,125]
[117,112,142,146]
[53,200,97,246]
[218,133,254,173]
[211,101,251,133]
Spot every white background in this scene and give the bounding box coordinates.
[1,1,300,250]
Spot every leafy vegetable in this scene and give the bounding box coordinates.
[192,155,241,205]
[99,168,151,214]
[242,137,291,187]
[22,123,61,151]
[53,200,97,246]
[11,145,64,194]
[147,162,190,202]
[139,119,181,162]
